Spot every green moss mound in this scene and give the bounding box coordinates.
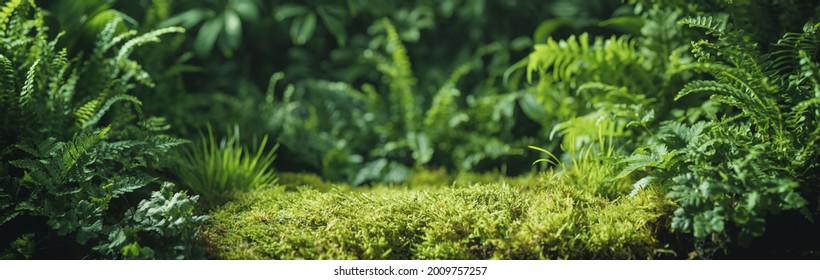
[200,173,675,259]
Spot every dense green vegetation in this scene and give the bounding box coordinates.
[1,0,819,259]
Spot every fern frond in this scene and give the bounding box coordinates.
[75,97,103,127]
[0,0,22,33]
[679,16,728,36]
[79,94,143,129]
[656,121,708,149]
[19,59,38,108]
[424,86,460,130]
[107,175,156,197]
[47,48,70,103]
[527,33,589,83]
[629,176,655,197]
[60,126,110,177]
[103,30,138,56]
[676,80,742,100]
[791,50,820,119]
[798,50,820,98]
[115,26,184,64]
[0,54,15,96]
[57,71,79,110]
[117,58,154,87]
[527,33,650,91]
[617,153,658,179]
[93,18,125,59]
[769,24,820,78]
[381,18,417,133]
[146,135,189,152]
[576,82,648,105]
[423,62,473,131]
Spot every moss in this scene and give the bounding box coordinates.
[277,172,337,192]
[200,170,676,259]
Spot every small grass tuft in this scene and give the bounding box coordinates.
[173,125,278,204]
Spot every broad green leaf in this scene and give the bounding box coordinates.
[159,8,214,28]
[317,5,347,46]
[290,12,317,46]
[517,92,547,122]
[222,10,242,55]
[533,19,566,44]
[231,0,259,22]
[274,4,308,21]
[194,17,223,57]
[599,16,645,34]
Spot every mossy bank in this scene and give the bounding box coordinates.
[200,172,676,259]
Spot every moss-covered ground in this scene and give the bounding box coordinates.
[199,170,678,259]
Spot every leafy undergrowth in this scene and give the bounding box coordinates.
[200,171,676,259]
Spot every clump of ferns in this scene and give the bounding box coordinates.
[173,125,279,204]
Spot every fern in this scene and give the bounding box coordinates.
[18,59,38,107]
[0,0,199,259]
[769,22,820,81]
[380,18,418,134]
[0,0,23,33]
[0,54,15,95]
[79,94,142,129]
[527,33,653,92]
[60,126,109,177]
[638,15,820,249]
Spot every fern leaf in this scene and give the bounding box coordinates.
[679,16,728,36]
[103,30,138,56]
[79,94,143,129]
[527,33,647,90]
[0,0,22,33]
[57,70,79,109]
[424,86,460,130]
[116,26,184,63]
[117,59,154,87]
[146,135,189,152]
[769,24,820,78]
[107,175,156,197]
[61,126,110,176]
[798,50,820,98]
[75,97,102,127]
[676,80,743,100]
[617,153,659,179]
[657,121,708,149]
[0,54,15,96]
[46,49,71,104]
[93,18,125,59]
[381,18,417,133]
[629,176,655,197]
[19,59,38,107]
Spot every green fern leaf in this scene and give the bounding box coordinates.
[79,94,142,129]
[19,59,38,108]
[679,16,728,36]
[146,135,189,152]
[0,0,22,33]
[381,18,417,133]
[0,54,15,96]
[116,26,184,64]
[93,18,126,59]
[75,97,102,127]
[61,126,110,176]
[676,80,743,100]
[107,175,156,197]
